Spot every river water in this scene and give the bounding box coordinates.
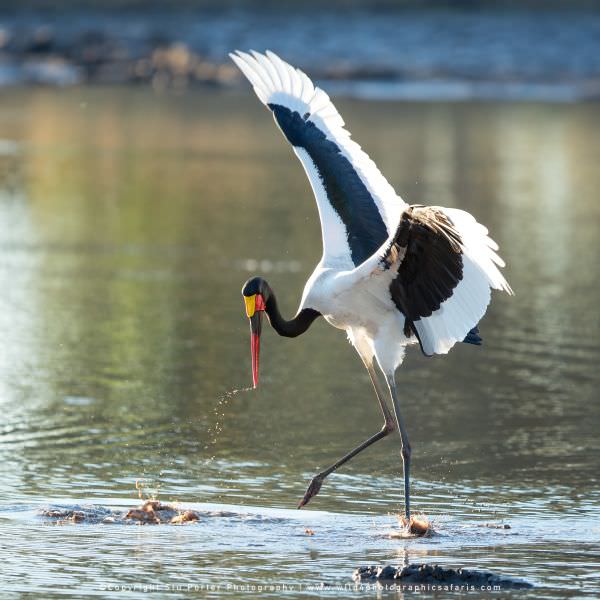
[0,88,599,597]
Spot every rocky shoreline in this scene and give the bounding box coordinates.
[1,7,600,100]
[0,22,240,89]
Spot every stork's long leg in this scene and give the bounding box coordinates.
[298,363,396,508]
[385,373,412,521]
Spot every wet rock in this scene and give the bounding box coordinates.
[353,563,533,589]
[125,508,159,524]
[125,500,201,524]
[40,505,114,524]
[41,508,85,524]
[171,510,200,524]
[398,514,431,536]
[40,501,201,525]
[377,565,397,579]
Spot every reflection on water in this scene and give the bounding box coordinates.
[0,88,599,596]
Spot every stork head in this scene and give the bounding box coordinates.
[241,277,268,388]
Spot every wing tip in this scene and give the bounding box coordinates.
[232,49,318,120]
[230,49,279,69]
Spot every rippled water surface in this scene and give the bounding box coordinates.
[0,88,599,597]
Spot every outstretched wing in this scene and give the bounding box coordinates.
[349,204,513,356]
[230,50,405,269]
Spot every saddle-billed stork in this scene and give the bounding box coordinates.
[231,50,512,520]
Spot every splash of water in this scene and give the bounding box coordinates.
[134,477,162,501]
[130,387,254,497]
[203,386,254,459]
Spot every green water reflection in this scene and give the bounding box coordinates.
[0,88,598,596]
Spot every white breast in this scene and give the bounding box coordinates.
[300,265,400,334]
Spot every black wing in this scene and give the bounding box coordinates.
[269,103,389,267]
[230,50,398,268]
[383,205,465,353]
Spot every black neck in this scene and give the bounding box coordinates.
[264,286,321,338]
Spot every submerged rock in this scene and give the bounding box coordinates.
[39,505,114,524]
[41,508,86,524]
[125,500,179,524]
[397,514,432,536]
[353,563,533,589]
[171,510,200,524]
[40,500,202,525]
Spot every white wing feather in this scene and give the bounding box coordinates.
[230,50,405,240]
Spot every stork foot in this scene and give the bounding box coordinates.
[297,474,324,508]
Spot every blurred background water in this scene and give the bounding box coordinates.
[0,2,600,598]
[1,2,600,100]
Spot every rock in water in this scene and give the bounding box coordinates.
[40,501,201,525]
[124,501,201,524]
[398,514,431,536]
[353,564,532,589]
[170,510,200,524]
